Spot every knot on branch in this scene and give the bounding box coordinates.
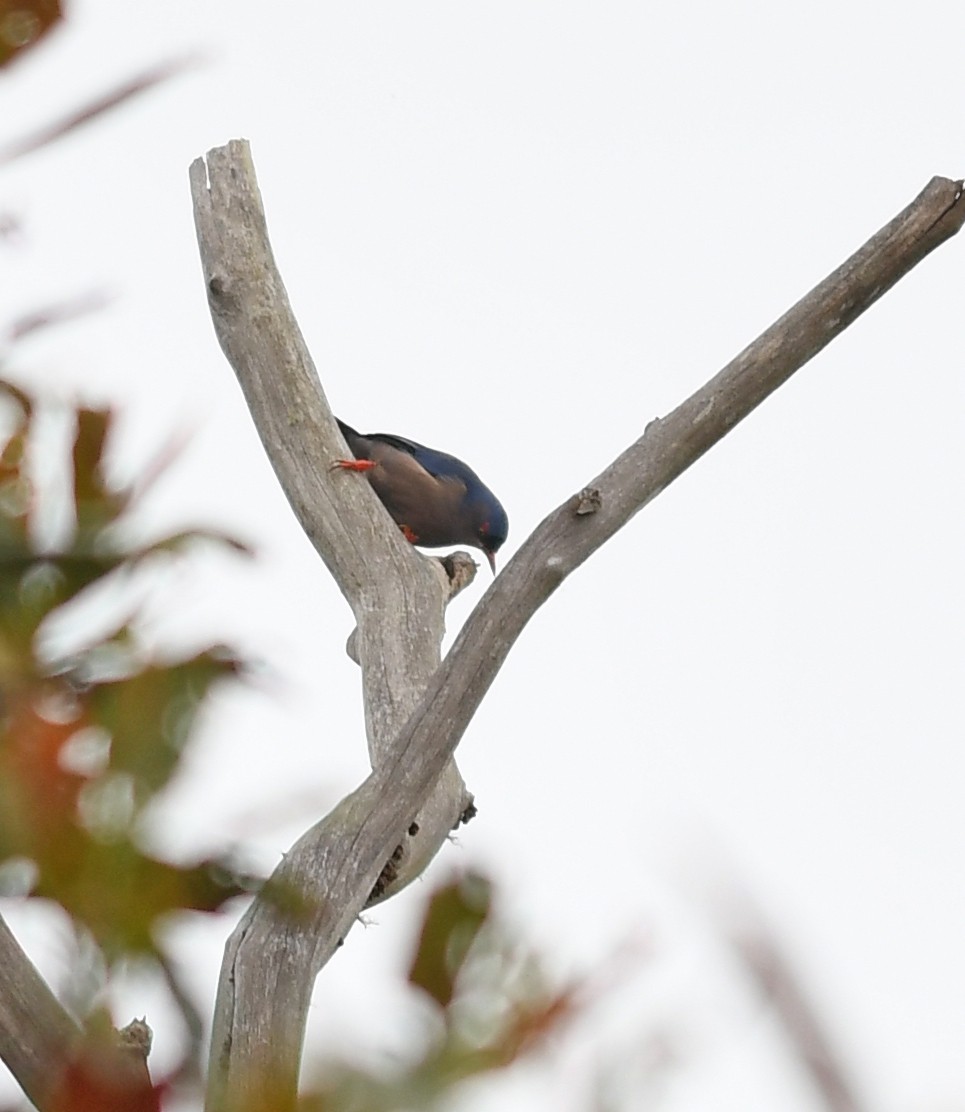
[456,797,477,826]
[574,487,602,516]
[206,272,239,311]
[117,1017,153,1059]
[438,550,478,598]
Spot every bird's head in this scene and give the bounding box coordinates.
[475,501,509,575]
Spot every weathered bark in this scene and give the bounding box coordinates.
[0,911,79,1109]
[190,140,476,1112]
[188,143,963,1112]
[189,143,473,898]
[0,914,153,1110]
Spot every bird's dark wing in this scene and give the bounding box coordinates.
[338,420,473,487]
[366,431,483,488]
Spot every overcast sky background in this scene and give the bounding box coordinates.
[3,2,964,1110]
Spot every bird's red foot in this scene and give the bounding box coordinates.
[330,458,377,472]
[400,524,419,543]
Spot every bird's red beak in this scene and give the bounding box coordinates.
[485,549,497,575]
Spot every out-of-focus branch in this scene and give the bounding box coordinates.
[191,148,963,1112]
[0,57,202,166]
[0,910,163,1109]
[0,909,79,1108]
[0,907,158,1108]
[709,882,871,1112]
[730,918,869,1112]
[4,289,112,345]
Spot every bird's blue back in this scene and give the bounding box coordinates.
[367,431,485,488]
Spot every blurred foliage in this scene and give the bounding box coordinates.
[296,871,583,1112]
[0,386,592,1111]
[0,381,251,962]
[0,0,61,69]
[408,869,491,1008]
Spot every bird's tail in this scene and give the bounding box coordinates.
[335,418,367,458]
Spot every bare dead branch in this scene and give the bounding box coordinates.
[0,906,160,1108]
[190,139,474,884]
[191,140,475,1111]
[408,176,965,744]
[0,909,80,1108]
[190,143,962,1111]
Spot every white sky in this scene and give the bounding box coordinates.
[2,2,964,1110]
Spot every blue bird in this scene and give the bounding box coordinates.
[333,419,509,573]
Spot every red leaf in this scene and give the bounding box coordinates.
[50,1046,164,1112]
[0,0,62,69]
[0,690,89,858]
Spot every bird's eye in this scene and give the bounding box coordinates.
[479,521,489,537]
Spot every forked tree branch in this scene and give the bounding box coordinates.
[189,143,475,898]
[189,144,963,1111]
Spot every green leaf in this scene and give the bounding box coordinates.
[34,841,247,957]
[408,872,492,1008]
[0,376,254,966]
[86,649,241,798]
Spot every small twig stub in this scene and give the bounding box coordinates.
[574,487,603,515]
